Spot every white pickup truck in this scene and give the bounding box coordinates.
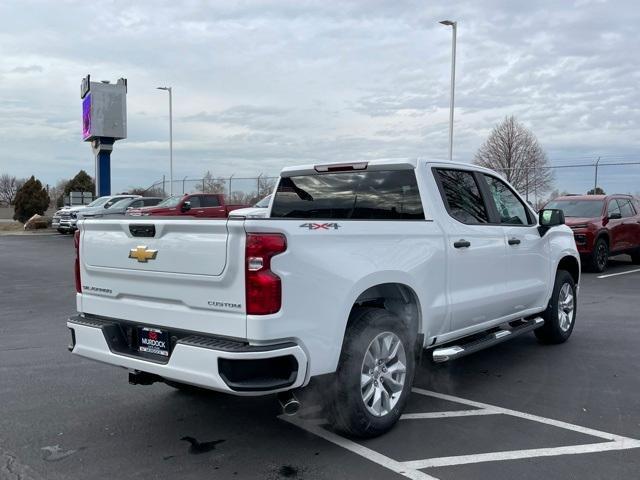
[68,159,579,437]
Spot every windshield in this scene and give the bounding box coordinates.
[109,198,133,209]
[255,195,272,208]
[546,199,604,218]
[155,196,181,208]
[86,197,109,208]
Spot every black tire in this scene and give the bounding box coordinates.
[630,249,640,265]
[57,228,66,234]
[588,237,609,273]
[535,270,577,344]
[325,307,416,438]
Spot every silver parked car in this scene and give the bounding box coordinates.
[95,197,163,217]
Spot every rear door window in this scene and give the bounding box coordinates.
[434,169,489,224]
[271,170,424,220]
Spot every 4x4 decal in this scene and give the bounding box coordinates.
[299,222,341,230]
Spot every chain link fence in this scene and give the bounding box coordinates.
[140,161,640,209]
[142,175,279,205]
[488,160,640,209]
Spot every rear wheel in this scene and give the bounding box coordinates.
[630,249,640,265]
[588,238,609,273]
[326,308,416,438]
[535,270,576,344]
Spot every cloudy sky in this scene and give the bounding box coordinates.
[1,0,639,196]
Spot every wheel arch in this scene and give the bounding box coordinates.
[595,229,610,246]
[557,255,580,285]
[347,282,422,337]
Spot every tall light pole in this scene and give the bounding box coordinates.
[157,86,173,196]
[440,20,457,161]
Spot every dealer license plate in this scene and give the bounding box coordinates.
[138,327,170,357]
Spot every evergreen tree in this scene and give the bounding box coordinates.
[63,170,95,196]
[13,176,50,223]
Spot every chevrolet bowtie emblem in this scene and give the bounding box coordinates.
[128,245,158,263]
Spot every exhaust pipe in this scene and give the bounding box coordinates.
[278,391,301,416]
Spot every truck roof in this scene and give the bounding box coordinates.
[280,158,498,177]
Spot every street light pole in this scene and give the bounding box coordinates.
[439,20,457,161]
[157,86,173,196]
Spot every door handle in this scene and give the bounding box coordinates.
[508,238,521,245]
[453,239,471,249]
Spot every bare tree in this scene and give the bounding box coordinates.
[48,179,69,208]
[228,191,255,205]
[198,171,227,194]
[257,175,277,198]
[0,174,23,206]
[474,116,554,199]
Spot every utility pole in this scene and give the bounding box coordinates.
[594,157,601,194]
[157,86,173,196]
[440,20,457,161]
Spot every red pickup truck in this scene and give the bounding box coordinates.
[128,193,249,218]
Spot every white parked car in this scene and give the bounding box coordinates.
[229,194,272,218]
[68,159,579,437]
[54,195,139,233]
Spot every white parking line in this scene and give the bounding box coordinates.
[597,268,640,279]
[402,440,640,469]
[280,388,640,480]
[401,409,499,420]
[412,388,626,441]
[280,415,439,480]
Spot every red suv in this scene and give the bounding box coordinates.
[545,195,640,272]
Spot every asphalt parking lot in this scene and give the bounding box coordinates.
[1,234,639,480]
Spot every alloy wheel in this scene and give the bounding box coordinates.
[557,283,575,332]
[360,331,407,417]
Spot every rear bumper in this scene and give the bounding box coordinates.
[67,315,308,395]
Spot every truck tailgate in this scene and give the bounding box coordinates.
[78,218,247,338]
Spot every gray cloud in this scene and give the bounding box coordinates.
[0,0,639,196]
[10,65,43,74]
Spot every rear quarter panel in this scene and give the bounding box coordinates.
[242,217,447,377]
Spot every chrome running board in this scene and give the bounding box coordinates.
[432,317,544,363]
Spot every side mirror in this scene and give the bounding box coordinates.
[538,209,565,236]
[181,201,191,212]
[608,212,622,220]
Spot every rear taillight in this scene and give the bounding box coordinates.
[74,230,81,293]
[245,233,287,315]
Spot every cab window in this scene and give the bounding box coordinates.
[607,200,621,218]
[201,195,220,207]
[617,199,635,218]
[483,175,532,225]
[188,196,201,208]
